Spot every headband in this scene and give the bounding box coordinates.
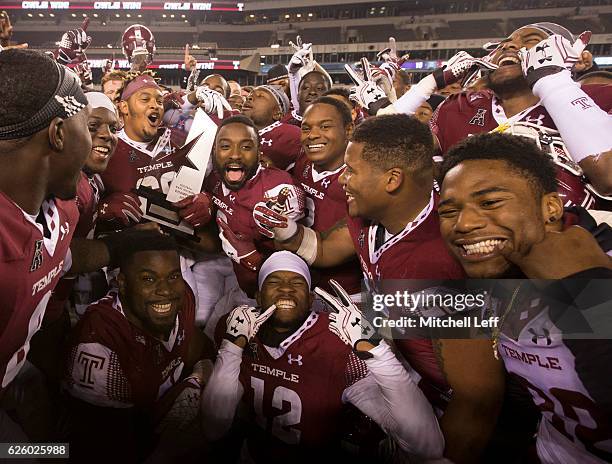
[120,74,161,101]
[260,85,291,115]
[86,92,116,114]
[0,62,88,140]
[258,251,311,290]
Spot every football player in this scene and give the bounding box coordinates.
[283,71,332,126]
[0,50,134,441]
[206,115,304,298]
[288,96,361,295]
[64,231,212,461]
[31,92,121,383]
[241,85,302,170]
[259,114,504,463]
[437,132,612,464]
[101,70,128,107]
[352,23,612,208]
[201,251,444,463]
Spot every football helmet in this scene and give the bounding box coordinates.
[121,24,156,65]
[506,122,612,208]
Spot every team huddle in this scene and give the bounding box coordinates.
[1,13,612,464]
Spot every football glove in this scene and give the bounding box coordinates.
[372,37,410,89]
[195,85,232,119]
[431,50,497,90]
[253,188,298,240]
[288,35,314,75]
[174,192,212,228]
[519,32,591,88]
[225,304,277,343]
[97,192,143,227]
[315,279,378,352]
[346,57,390,115]
[56,18,91,65]
[217,218,263,272]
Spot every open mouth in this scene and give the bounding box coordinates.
[497,55,521,67]
[224,163,246,183]
[147,112,161,127]
[91,146,110,160]
[344,189,355,204]
[455,238,508,259]
[306,142,326,153]
[149,301,174,315]
[275,298,296,310]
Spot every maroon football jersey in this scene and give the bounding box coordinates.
[216,311,368,461]
[206,166,304,295]
[281,110,303,127]
[258,121,302,171]
[293,153,361,294]
[430,85,612,208]
[100,127,195,198]
[64,288,196,408]
[45,173,104,323]
[0,193,78,392]
[345,193,465,408]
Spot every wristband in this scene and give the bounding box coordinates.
[392,74,436,115]
[296,226,318,265]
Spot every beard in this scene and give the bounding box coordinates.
[485,70,531,98]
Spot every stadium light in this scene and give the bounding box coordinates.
[126,14,131,18]
[308,13,313,17]
[27,13,32,17]
[49,13,54,17]
[271,44,280,49]
[71,13,76,17]
[93,13,98,18]
[38,13,43,17]
[162,14,167,18]
[296,13,301,18]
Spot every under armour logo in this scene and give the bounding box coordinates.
[229,194,236,202]
[571,97,593,110]
[536,44,552,64]
[129,150,139,163]
[230,325,239,333]
[288,354,303,366]
[30,240,44,272]
[525,114,545,126]
[528,327,552,346]
[236,316,245,324]
[177,329,185,345]
[469,108,487,126]
[99,203,108,215]
[261,138,273,147]
[351,317,361,327]
[358,230,365,249]
[321,178,331,189]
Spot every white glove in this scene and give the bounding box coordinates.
[288,35,313,75]
[252,187,299,240]
[225,304,277,343]
[314,279,378,351]
[372,37,410,90]
[195,85,232,118]
[518,32,591,88]
[346,57,390,116]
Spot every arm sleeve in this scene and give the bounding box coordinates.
[200,339,245,441]
[64,342,133,408]
[342,341,444,460]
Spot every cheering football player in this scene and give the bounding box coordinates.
[437,132,612,464]
[201,251,444,463]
